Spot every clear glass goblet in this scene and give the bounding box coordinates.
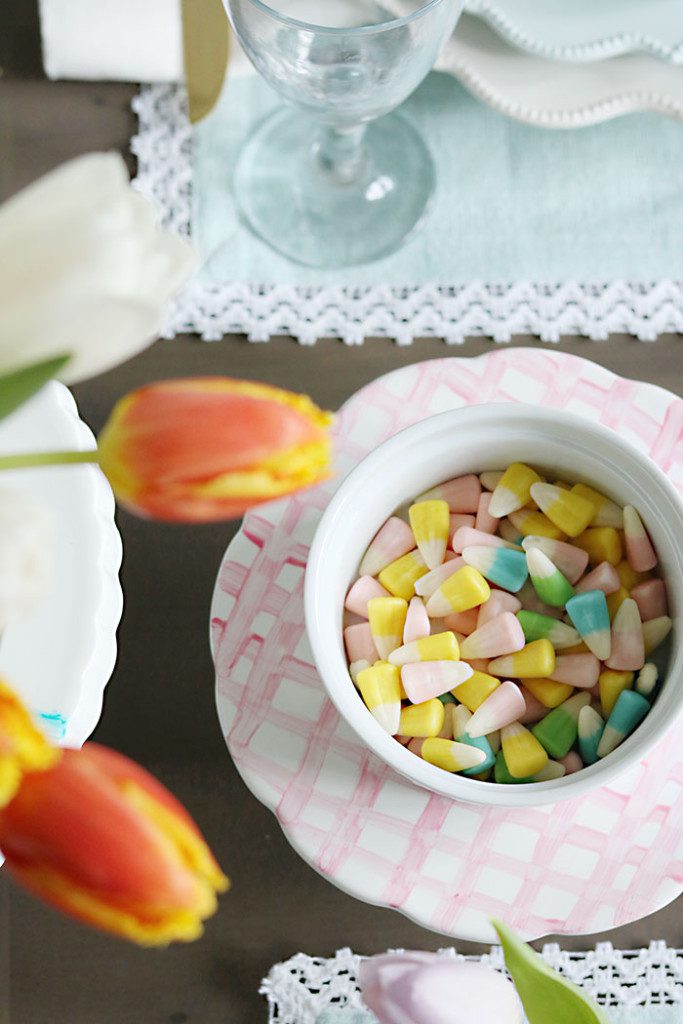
[224,0,464,267]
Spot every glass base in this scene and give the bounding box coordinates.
[233,107,436,268]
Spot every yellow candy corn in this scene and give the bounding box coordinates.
[425,566,490,618]
[599,669,634,717]
[378,550,429,601]
[488,639,555,679]
[388,631,460,666]
[617,560,651,591]
[452,670,500,711]
[574,527,623,566]
[409,500,450,570]
[530,483,595,538]
[421,737,487,772]
[357,662,402,734]
[606,586,630,621]
[367,597,408,660]
[489,463,543,518]
[508,508,564,541]
[501,722,549,778]
[524,677,574,708]
[399,698,445,738]
[571,483,623,528]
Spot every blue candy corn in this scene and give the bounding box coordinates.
[577,704,604,765]
[452,704,496,776]
[597,689,650,757]
[461,545,529,593]
[565,589,611,661]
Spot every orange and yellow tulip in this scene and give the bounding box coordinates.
[0,742,228,945]
[0,680,58,807]
[97,377,333,522]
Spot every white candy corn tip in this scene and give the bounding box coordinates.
[488,486,523,519]
[578,704,603,737]
[466,681,524,738]
[526,546,557,580]
[529,482,558,511]
[461,545,496,573]
[585,630,611,661]
[623,505,646,539]
[419,538,447,572]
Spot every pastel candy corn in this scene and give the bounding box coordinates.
[409,500,450,570]
[618,560,651,591]
[494,750,532,784]
[571,483,623,528]
[488,462,543,518]
[407,738,425,756]
[560,751,584,775]
[466,681,526,737]
[516,610,580,650]
[344,623,379,681]
[357,663,402,734]
[578,704,604,765]
[399,698,445,738]
[452,670,500,712]
[452,526,520,553]
[643,615,672,654]
[413,557,464,598]
[389,630,460,666]
[378,550,429,601]
[438,691,457,705]
[518,685,548,724]
[516,580,564,620]
[606,586,630,621]
[636,663,658,698]
[550,652,601,688]
[533,759,566,781]
[501,722,548,778]
[443,608,479,635]
[480,470,504,492]
[531,691,591,758]
[631,578,668,622]
[417,474,481,513]
[437,702,456,739]
[477,590,522,627]
[574,526,622,567]
[623,505,658,572]
[526,547,575,608]
[475,492,500,535]
[426,566,490,618]
[508,508,564,541]
[498,519,525,546]
[524,677,574,708]
[530,482,595,537]
[488,639,555,679]
[401,660,473,703]
[450,513,476,534]
[367,596,408,660]
[597,689,650,757]
[605,598,645,671]
[403,596,431,644]
[565,590,611,660]
[460,613,525,660]
[598,669,633,716]
[487,728,501,754]
[345,575,390,618]
[451,705,496,775]
[574,561,620,596]
[521,535,589,584]
[359,517,415,577]
[462,545,529,593]
[421,737,487,773]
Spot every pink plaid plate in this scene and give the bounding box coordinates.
[211,349,683,942]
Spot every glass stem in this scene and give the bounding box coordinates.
[314,124,368,186]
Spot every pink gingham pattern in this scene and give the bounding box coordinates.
[211,350,683,942]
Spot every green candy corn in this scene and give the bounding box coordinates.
[532,692,591,759]
[526,547,575,608]
[516,610,580,650]
[578,705,604,765]
[597,689,650,758]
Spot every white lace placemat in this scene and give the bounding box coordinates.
[132,84,683,344]
[261,945,683,1024]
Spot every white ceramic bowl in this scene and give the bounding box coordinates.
[305,403,683,806]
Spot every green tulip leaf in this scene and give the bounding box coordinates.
[492,919,612,1024]
[0,354,71,422]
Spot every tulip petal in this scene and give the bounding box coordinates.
[0,680,58,808]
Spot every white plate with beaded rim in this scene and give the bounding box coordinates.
[0,381,122,747]
[211,349,683,943]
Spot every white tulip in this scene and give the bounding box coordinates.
[0,152,197,384]
[0,487,52,631]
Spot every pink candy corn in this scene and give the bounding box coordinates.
[475,492,500,535]
[550,653,601,688]
[518,685,547,725]
[414,557,465,598]
[443,608,479,635]
[631,578,668,622]
[467,658,490,673]
[450,513,476,535]
[403,596,431,643]
[623,506,658,573]
[574,561,620,595]
[359,517,415,577]
[401,661,473,703]
[521,536,589,585]
[418,474,481,513]
[344,622,378,664]
[466,680,525,737]
[477,590,522,627]
[605,598,645,671]
[345,575,390,618]
[459,613,525,660]
[560,751,584,775]
[452,527,520,554]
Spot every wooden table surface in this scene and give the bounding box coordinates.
[2,5,682,1022]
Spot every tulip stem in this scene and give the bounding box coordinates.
[0,450,100,470]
